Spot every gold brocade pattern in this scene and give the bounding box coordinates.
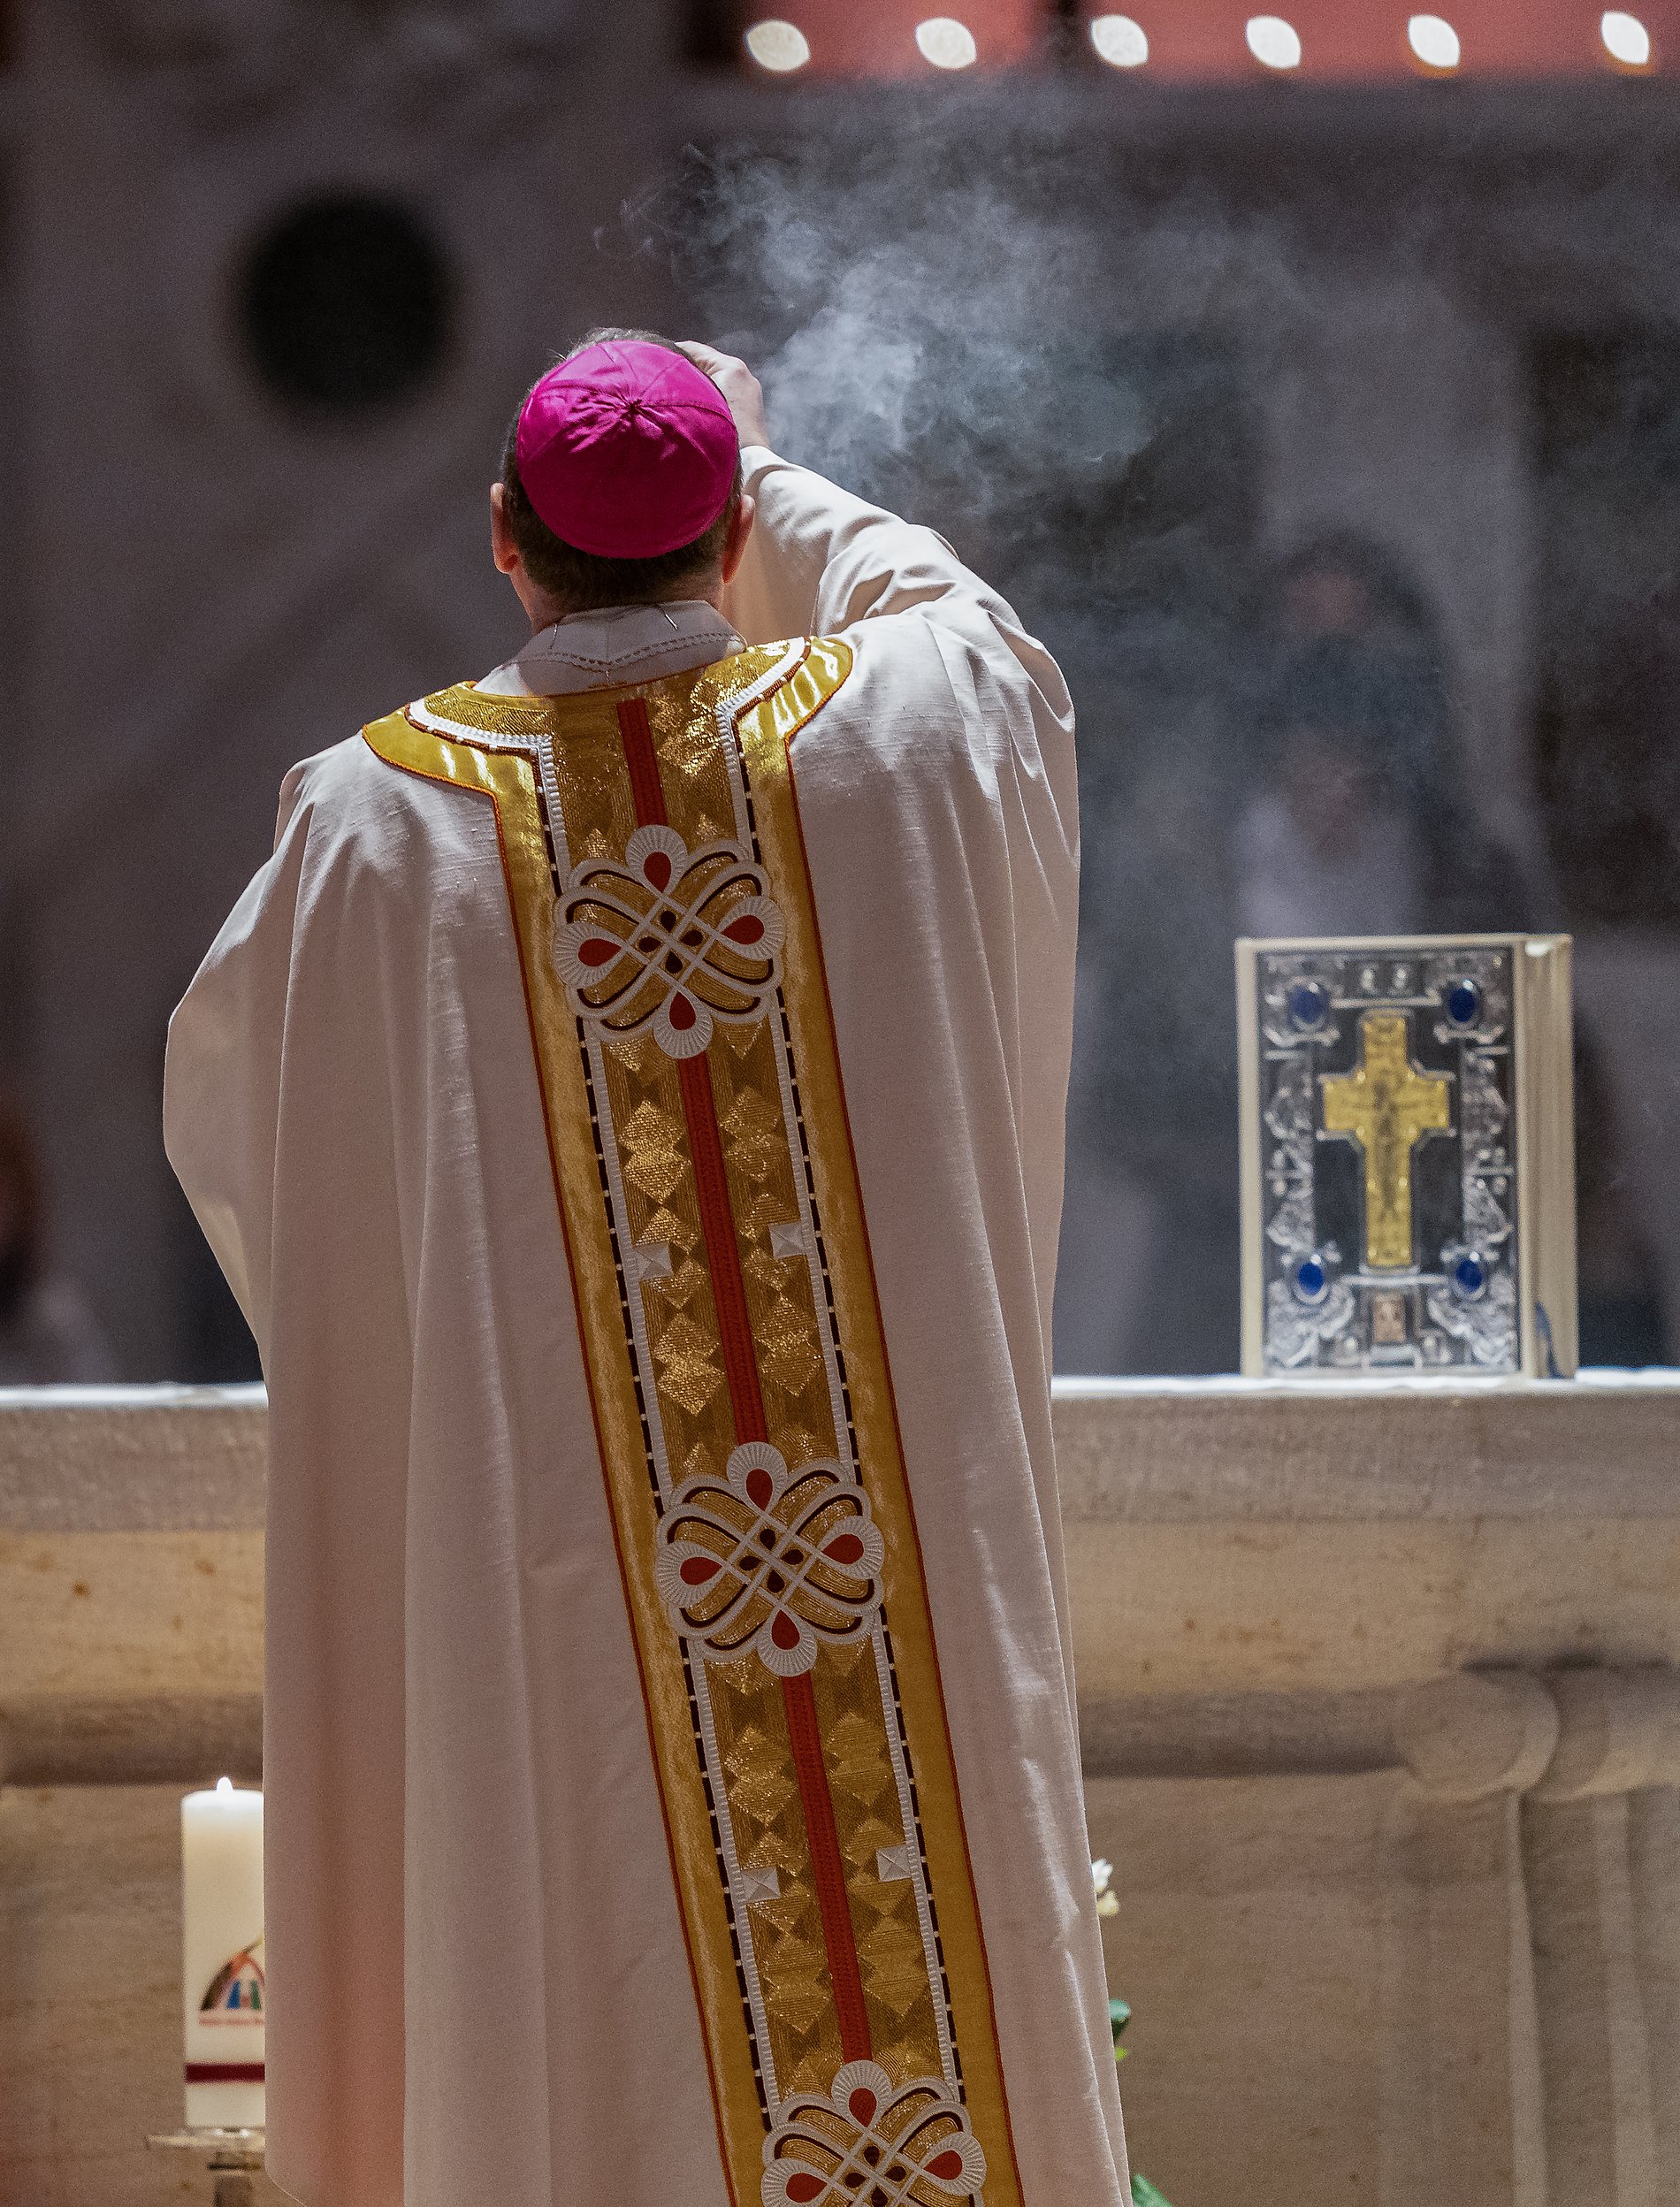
[363,644,1024,2207]
[709,1024,836,1432]
[645,674,739,834]
[707,1655,844,2098]
[809,1640,945,2077]
[604,1042,733,1449]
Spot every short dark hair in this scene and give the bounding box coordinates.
[500,326,741,614]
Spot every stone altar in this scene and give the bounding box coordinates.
[3,1375,1677,2205]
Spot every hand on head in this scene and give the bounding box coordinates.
[680,343,770,452]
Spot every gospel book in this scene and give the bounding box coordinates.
[1236,935,1576,1378]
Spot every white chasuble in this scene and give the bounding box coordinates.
[164,449,1130,2207]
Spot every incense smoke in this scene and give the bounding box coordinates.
[628,88,1680,1371]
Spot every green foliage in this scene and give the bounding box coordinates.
[1111,1996,1175,2205]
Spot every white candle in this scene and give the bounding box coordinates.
[181,1777,265,2129]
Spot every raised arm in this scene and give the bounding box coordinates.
[689,343,1072,733]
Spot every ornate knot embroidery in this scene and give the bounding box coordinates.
[762,2062,988,2206]
[554,823,783,1059]
[654,1442,884,1677]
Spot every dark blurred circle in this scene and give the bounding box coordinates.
[240,194,453,416]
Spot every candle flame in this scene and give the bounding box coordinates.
[216,1776,233,1795]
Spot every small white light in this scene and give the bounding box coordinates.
[1408,14,1461,69]
[1601,10,1653,65]
[1246,16,1302,70]
[1090,14,1149,67]
[915,16,978,68]
[744,19,811,72]
[216,1776,233,1796]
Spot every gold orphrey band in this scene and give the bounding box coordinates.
[363,641,1023,2207]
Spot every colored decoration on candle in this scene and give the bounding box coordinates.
[181,1776,264,2129]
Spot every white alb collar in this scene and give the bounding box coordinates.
[478,599,744,698]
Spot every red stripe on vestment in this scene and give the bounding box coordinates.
[185,2063,265,2083]
[618,696,668,825]
[615,693,874,2065]
[783,1668,874,2063]
[677,1053,770,1444]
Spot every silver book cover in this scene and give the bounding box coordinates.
[1236,935,1577,1378]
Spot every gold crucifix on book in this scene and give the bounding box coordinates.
[1320,1011,1453,1271]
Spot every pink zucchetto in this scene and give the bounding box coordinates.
[514,340,739,560]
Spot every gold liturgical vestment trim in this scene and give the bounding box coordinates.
[363,640,1023,2207]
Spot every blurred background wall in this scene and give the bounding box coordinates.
[1,0,1677,1381]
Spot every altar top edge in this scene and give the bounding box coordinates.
[0,1374,1675,1533]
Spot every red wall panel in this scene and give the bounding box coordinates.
[737,0,1678,76]
[747,0,1042,75]
[1075,0,1676,78]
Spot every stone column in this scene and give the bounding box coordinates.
[1384,1671,1557,2207]
[1523,1668,1680,2207]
